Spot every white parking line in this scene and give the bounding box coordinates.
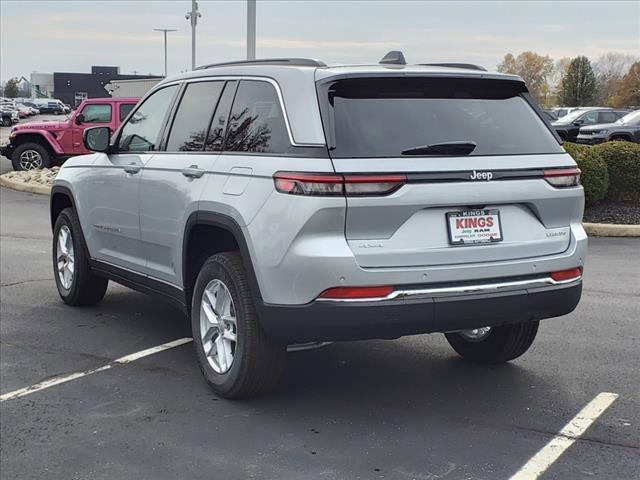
[0,337,193,402]
[509,392,619,480]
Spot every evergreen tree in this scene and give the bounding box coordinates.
[558,56,597,106]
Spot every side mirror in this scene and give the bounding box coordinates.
[83,126,111,152]
[75,113,85,125]
[573,119,584,126]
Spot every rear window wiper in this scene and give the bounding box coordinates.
[401,141,477,156]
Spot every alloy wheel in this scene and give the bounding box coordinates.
[200,279,237,374]
[19,149,43,170]
[56,225,75,290]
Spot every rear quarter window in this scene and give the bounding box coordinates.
[322,77,563,158]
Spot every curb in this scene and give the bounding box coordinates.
[0,176,52,195]
[583,222,640,238]
[0,177,637,237]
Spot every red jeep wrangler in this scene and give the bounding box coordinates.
[1,97,139,170]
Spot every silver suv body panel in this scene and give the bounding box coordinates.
[53,61,586,340]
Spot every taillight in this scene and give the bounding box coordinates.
[273,172,343,196]
[318,285,394,299]
[544,168,581,187]
[343,174,406,196]
[550,267,583,282]
[273,172,406,197]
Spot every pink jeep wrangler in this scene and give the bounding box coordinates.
[2,97,139,170]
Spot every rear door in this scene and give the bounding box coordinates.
[318,76,582,268]
[138,80,232,286]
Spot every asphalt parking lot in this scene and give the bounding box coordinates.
[1,173,639,478]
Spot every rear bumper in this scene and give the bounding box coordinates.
[257,279,582,342]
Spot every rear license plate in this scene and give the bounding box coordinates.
[446,209,503,245]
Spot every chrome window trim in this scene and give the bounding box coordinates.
[316,275,582,303]
[154,76,325,148]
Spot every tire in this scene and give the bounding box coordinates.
[11,142,51,170]
[445,321,539,364]
[53,207,108,306]
[191,252,287,399]
[1,117,11,127]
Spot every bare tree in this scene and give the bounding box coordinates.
[593,53,639,106]
[497,52,554,106]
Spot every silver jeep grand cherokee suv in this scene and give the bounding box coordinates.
[50,53,586,398]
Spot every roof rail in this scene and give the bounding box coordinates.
[195,58,326,70]
[420,63,487,72]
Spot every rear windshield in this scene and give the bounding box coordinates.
[323,77,563,158]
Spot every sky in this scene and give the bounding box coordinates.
[1,0,638,82]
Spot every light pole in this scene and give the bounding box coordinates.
[247,0,256,60]
[154,28,177,77]
[185,0,202,70]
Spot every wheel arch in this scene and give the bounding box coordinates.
[12,132,61,158]
[183,212,263,314]
[609,133,633,141]
[50,185,78,230]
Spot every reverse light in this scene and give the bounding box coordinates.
[550,267,583,282]
[318,285,395,299]
[544,168,581,187]
[273,172,406,197]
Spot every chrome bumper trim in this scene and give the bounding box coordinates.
[316,275,582,303]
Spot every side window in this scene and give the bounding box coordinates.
[224,80,290,153]
[599,112,617,124]
[118,85,178,152]
[205,81,237,152]
[119,103,136,122]
[166,81,224,152]
[581,111,599,125]
[81,104,112,123]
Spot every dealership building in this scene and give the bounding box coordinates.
[30,66,161,106]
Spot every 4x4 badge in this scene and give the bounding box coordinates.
[469,170,493,181]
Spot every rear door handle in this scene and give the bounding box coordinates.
[123,164,141,174]
[182,165,205,179]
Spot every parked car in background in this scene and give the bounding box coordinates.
[18,103,40,115]
[1,107,19,126]
[1,97,139,170]
[551,108,627,142]
[542,110,558,121]
[15,104,31,118]
[63,104,72,114]
[31,99,66,115]
[19,101,41,114]
[577,110,640,144]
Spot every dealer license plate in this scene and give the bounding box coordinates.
[446,209,503,245]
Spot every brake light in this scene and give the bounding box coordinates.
[550,267,583,282]
[544,168,581,187]
[273,172,406,197]
[273,172,343,196]
[319,285,395,299]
